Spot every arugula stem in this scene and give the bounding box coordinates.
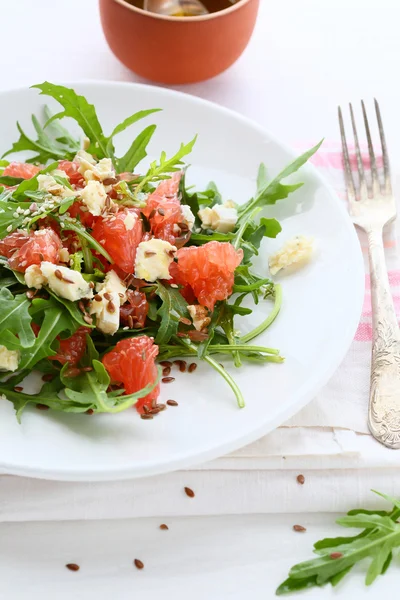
[203,354,245,408]
[176,338,245,408]
[59,219,113,264]
[209,344,280,355]
[233,208,259,250]
[240,284,282,344]
[79,236,94,274]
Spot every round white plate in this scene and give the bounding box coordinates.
[0,82,364,481]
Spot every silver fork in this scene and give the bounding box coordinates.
[339,100,400,449]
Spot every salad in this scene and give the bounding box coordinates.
[0,82,321,420]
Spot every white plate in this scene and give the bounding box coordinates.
[0,82,364,481]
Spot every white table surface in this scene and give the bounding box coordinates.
[2,0,400,597]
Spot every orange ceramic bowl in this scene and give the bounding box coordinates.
[99,0,260,84]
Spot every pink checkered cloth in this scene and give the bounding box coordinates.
[285,141,400,435]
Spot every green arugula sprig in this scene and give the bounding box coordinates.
[0,337,161,421]
[277,490,400,595]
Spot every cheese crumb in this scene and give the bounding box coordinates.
[134,239,177,282]
[25,264,46,289]
[37,174,73,199]
[89,270,127,335]
[198,203,238,233]
[26,262,93,301]
[269,236,314,275]
[80,180,107,216]
[181,205,195,231]
[123,211,138,231]
[0,345,20,372]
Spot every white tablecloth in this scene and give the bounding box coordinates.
[2,0,400,522]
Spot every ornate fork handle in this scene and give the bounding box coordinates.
[367,228,400,448]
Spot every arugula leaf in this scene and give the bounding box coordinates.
[12,161,59,200]
[47,290,94,329]
[60,359,161,414]
[134,136,197,197]
[155,282,189,345]
[0,288,35,347]
[33,82,109,159]
[0,200,32,237]
[0,176,24,186]
[18,300,77,370]
[276,490,400,595]
[116,124,157,174]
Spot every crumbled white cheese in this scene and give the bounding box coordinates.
[123,211,138,231]
[187,305,211,331]
[59,248,70,263]
[181,205,195,231]
[80,180,107,216]
[92,158,115,182]
[89,270,127,335]
[198,207,213,228]
[37,262,93,301]
[96,270,127,305]
[75,149,96,175]
[0,345,19,372]
[134,239,177,282]
[198,204,238,234]
[24,264,46,289]
[269,236,314,276]
[37,174,72,199]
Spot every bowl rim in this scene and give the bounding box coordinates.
[112,0,252,22]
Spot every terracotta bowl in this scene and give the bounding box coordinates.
[99,0,260,84]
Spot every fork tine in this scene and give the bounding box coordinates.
[349,103,368,200]
[338,106,356,201]
[374,98,392,195]
[361,100,380,196]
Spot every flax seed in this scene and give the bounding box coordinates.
[166,399,178,406]
[158,208,165,216]
[330,553,343,560]
[134,559,144,570]
[103,292,112,301]
[184,487,195,498]
[141,414,153,420]
[162,377,175,383]
[62,277,74,284]
[86,409,94,415]
[297,474,305,485]
[179,317,191,326]
[94,294,102,302]
[173,360,187,372]
[159,524,169,530]
[144,251,156,258]
[78,301,86,314]
[14,386,23,392]
[54,269,63,280]
[159,361,172,368]
[83,314,93,325]
[162,366,171,377]
[26,290,37,299]
[188,363,197,373]
[128,315,134,329]
[36,404,49,410]
[293,525,306,532]
[66,563,80,572]
[103,177,118,186]
[89,281,95,289]
[107,300,116,313]
[42,374,54,382]
[81,366,93,372]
